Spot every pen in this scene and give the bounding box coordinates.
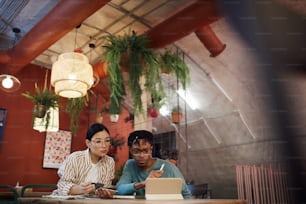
[160,163,165,170]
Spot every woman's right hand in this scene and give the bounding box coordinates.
[148,169,164,178]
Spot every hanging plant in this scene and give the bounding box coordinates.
[171,105,183,124]
[102,31,190,115]
[160,50,190,90]
[22,83,59,130]
[149,107,159,118]
[66,96,87,135]
[108,135,126,161]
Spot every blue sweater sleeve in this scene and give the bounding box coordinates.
[116,182,135,195]
[116,160,138,195]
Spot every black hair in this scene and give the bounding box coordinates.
[86,123,110,140]
[128,130,153,147]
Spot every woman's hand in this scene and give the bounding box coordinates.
[69,182,95,195]
[95,188,117,198]
[80,182,95,194]
[148,169,164,178]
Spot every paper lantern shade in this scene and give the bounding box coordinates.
[51,52,93,98]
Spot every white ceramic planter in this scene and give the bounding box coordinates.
[110,114,119,122]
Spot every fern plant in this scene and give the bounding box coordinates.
[22,83,58,109]
[22,83,59,130]
[160,50,190,90]
[66,97,86,135]
[102,31,190,115]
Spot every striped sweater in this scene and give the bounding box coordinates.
[56,149,115,195]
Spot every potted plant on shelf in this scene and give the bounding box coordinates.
[22,83,59,130]
[171,105,183,124]
[102,31,190,116]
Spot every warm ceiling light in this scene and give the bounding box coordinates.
[0,74,21,93]
[51,52,93,98]
[2,76,13,88]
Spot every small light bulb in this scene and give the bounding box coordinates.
[89,78,94,86]
[2,76,13,88]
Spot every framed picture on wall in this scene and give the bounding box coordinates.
[0,108,7,143]
[43,130,72,168]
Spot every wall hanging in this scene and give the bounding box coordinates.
[43,130,72,168]
[0,108,7,143]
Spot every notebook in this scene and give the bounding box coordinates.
[113,195,136,199]
[145,178,184,200]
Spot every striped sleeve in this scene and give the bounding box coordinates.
[57,151,90,195]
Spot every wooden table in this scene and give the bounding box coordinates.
[18,197,246,204]
[0,191,52,197]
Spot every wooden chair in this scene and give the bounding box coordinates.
[189,183,209,199]
[20,184,57,197]
[0,185,19,204]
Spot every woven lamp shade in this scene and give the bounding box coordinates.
[51,52,93,98]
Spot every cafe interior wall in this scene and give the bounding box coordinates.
[0,64,132,186]
[149,17,306,198]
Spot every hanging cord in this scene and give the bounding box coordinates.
[89,37,96,62]
[44,69,49,90]
[175,48,181,140]
[74,24,81,51]
[181,52,189,179]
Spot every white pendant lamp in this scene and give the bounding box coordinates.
[51,24,94,98]
[51,52,93,98]
[0,74,21,93]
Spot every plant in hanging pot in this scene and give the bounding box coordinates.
[22,83,59,130]
[98,105,121,123]
[160,49,191,90]
[149,107,159,118]
[171,105,183,124]
[108,135,125,159]
[108,95,121,122]
[66,96,87,136]
[102,31,169,115]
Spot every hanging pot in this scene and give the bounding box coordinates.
[110,114,119,122]
[96,113,103,123]
[109,145,117,155]
[33,104,48,118]
[171,111,183,124]
[149,108,159,118]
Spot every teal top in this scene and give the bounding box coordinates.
[116,158,192,199]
